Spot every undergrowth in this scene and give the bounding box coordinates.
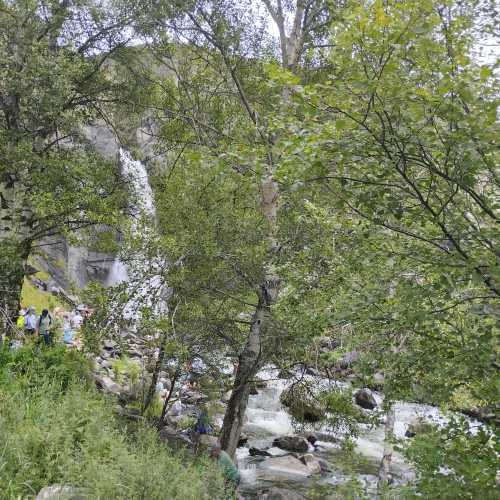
[0,345,224,499]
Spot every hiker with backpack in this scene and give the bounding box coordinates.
[37,309,53,346]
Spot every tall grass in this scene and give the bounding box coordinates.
[0,346,224,499]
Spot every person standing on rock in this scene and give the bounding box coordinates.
[210,443,240,495]
[37,309,52,346]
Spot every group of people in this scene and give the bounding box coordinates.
[15,305,90,348]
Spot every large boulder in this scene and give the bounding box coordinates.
[272,436,309,453]
[257,455,312,482]
[257,487,306,500]
[280,383,323,423]
[36,486,85,500]
[299,453,322,474]
[355,388,378,410]
[94,374,122,396]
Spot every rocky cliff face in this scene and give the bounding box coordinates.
[33,236,116,292]
[34,120,159,293]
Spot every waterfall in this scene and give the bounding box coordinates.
[107,148,168,317]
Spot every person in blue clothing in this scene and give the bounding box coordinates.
[62,313,74,345]
[194,406,213,435]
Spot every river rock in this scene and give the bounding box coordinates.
[159,426,193,451]
[100,349,111,359]
[373,371,385,387]
[258,455,312,481]
[170,399,184,416]
[249,447,272,457]
[257,487,306,500]
[127,348,143,358]
[305,434,317,446]
[405,419,430,438]
[159,377,170,390]
[94,375,122,396]
[319,337,339,353]
[355,388,377,410]
[36,485,85,499]
[272,436,309,453]
[100,359,113,370]
[103,339,117,350]
[304,366,320,377]
[181,390,208,405]
[339,350,360,368]
[197,433,218,450]
[299,453,322,474]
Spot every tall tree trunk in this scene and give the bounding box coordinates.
[0,175,32,336]
[219,295,270,458]
[206,1,307,459]
[377,404,395,496]
[219,3,305,459]
[143,329,167,412]
[159,368,179,425]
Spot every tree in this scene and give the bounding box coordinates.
[270,0,498,490]
[0,0,140,333]
[139,0,339,457]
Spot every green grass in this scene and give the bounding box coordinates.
[0,346,225,499]
[111,356,141,384]
[21,277,64,313]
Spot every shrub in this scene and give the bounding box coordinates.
[402,418,498,499]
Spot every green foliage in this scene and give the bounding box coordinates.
[308,478,366,500]
[402,419,499,499]
[111,356,141,384]
[0,346,224,499]
[0,0,139,329]
[272,0,499,411]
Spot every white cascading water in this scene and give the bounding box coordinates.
[107,148,168,317]
[236,367,481,495]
